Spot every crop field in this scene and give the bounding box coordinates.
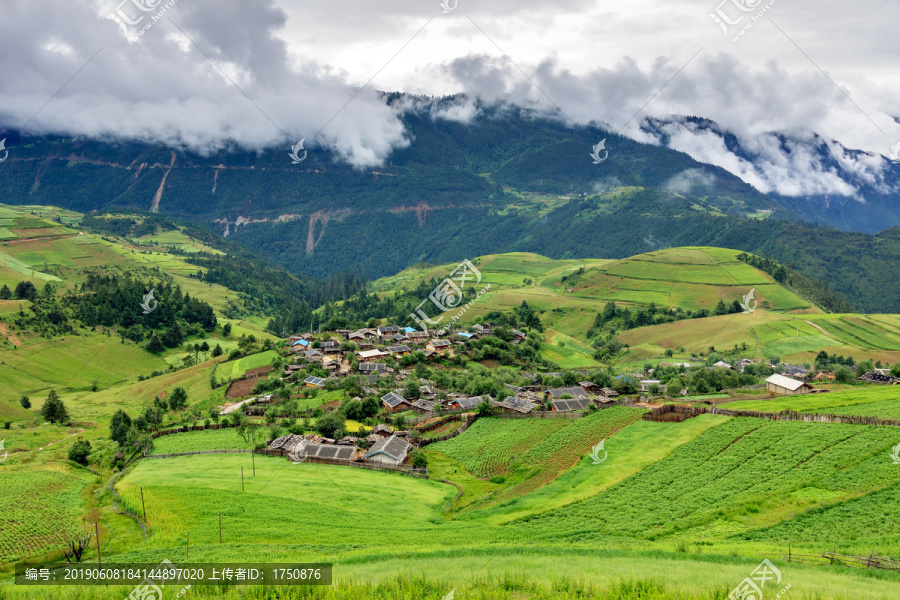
[512,419,900,552]
[228,350,278,379]
[430,409,643,500]
[151,428,252,454]
[724,385,900,414]
[0,468,95,563]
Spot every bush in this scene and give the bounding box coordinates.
[68,439,92,465]
[411,451,428,469]
[19,396,30,409]
[489,475,506,484]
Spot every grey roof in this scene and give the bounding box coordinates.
[365,435,412,462]
[412,399,438,412]
[430,339,451,348]
[513,329,526,337]
[359,362,387,372]
[305,443,355,460]
[455,395,491,409]
[378,326,401,334]
[495,396,537,414]
[304,376,326,386]
[547,386,588,398]
[387,345,412,354]
[320,340,339,349]
[551,398,591,412]
[381,392,410,408]
[304,349,323,359]
[372,424,393,435]
[504,383,523,393]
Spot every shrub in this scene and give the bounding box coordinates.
[68,439,92,465]
[489,475,506,484]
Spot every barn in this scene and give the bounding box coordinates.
[765,374,814,395]
[365,435,413,466]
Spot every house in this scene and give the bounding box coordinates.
[387,345,411,356]
[377,326,401,339]
[639,379,663,392]
[765,374,814,395]
[304,376,326,388]
[358,362,387,374]
[580,381,600,394]
[337,436,358,446]
[513,329,527,340]
[290,339,310,351]
[357,349,389,362]
[504,383,523,394]
[472,324,484,334]
[494,396,538,414]
[593,396,617,407]
[457,332,477,341]
[551,398,591,412]
[426,339,452,353]
[412,399,438,414]
[600,387,619,397]
[381,392,413,412]
[320,340,340,352]
[546,387,587,399]
[402,326,417,334]
[349,328,378,342]
[365,435,413,466]
[713,360,734,370]
[419,385,437,397]
[371,424,393,438]
[304,349,324,361]
[392,333,411,343]
[451,395,491,411]
[407,331,429,344]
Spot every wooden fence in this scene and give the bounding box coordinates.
[258,448,428,478]
[495,410,587,420]
[143,449,251,459]
[781,549,900,571]
[417,416,478,447]
[643,404,900,427]
[150,423,236,439]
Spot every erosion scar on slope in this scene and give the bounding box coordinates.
[307,210,331,254]
[150,152,177,213]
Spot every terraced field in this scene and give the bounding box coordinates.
[512,419,900,551]
[0,468,95,563]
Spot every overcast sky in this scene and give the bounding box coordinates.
[0,0,897,196]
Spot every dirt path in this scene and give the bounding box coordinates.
[0,321,22,346]
[805,320,832,337]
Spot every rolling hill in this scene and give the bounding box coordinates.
[372,248,900,368]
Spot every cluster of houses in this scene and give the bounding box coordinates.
[267,422,414,467]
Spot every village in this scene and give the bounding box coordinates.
[212,322,900,473]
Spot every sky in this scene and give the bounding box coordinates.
[0,0,898,197]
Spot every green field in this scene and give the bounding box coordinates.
[151,428,253,454]
[228,350,278,379]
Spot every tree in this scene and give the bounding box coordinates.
[315,411,345,439]
[162,323,184,348]
[146,334,165,354]
[168,387,188,412]
[212,343,223,357]
[19,396,31,409]
[109,410,133,445]
[410,450,428,469]
[68,439,92,465]
[834,366,853,383]
[200,341,210,353]
[62,521,94,563]
[222,323,232,337]
[0,284,10,300]
[209,408,220,424]
[476,399,493,417]
[40,390,69,424]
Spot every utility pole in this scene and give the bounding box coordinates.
[140,486,147,522]
[95,521,101,568]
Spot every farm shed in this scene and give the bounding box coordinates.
[365,435,412,466]
[452,395,491,410]
[494,396,538,414]
[412,399,438,414]
[765,374,814,395]
[551,398,591,412]
[546,387,588,399]
[304,376,326,388]
[381,392,412,412]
